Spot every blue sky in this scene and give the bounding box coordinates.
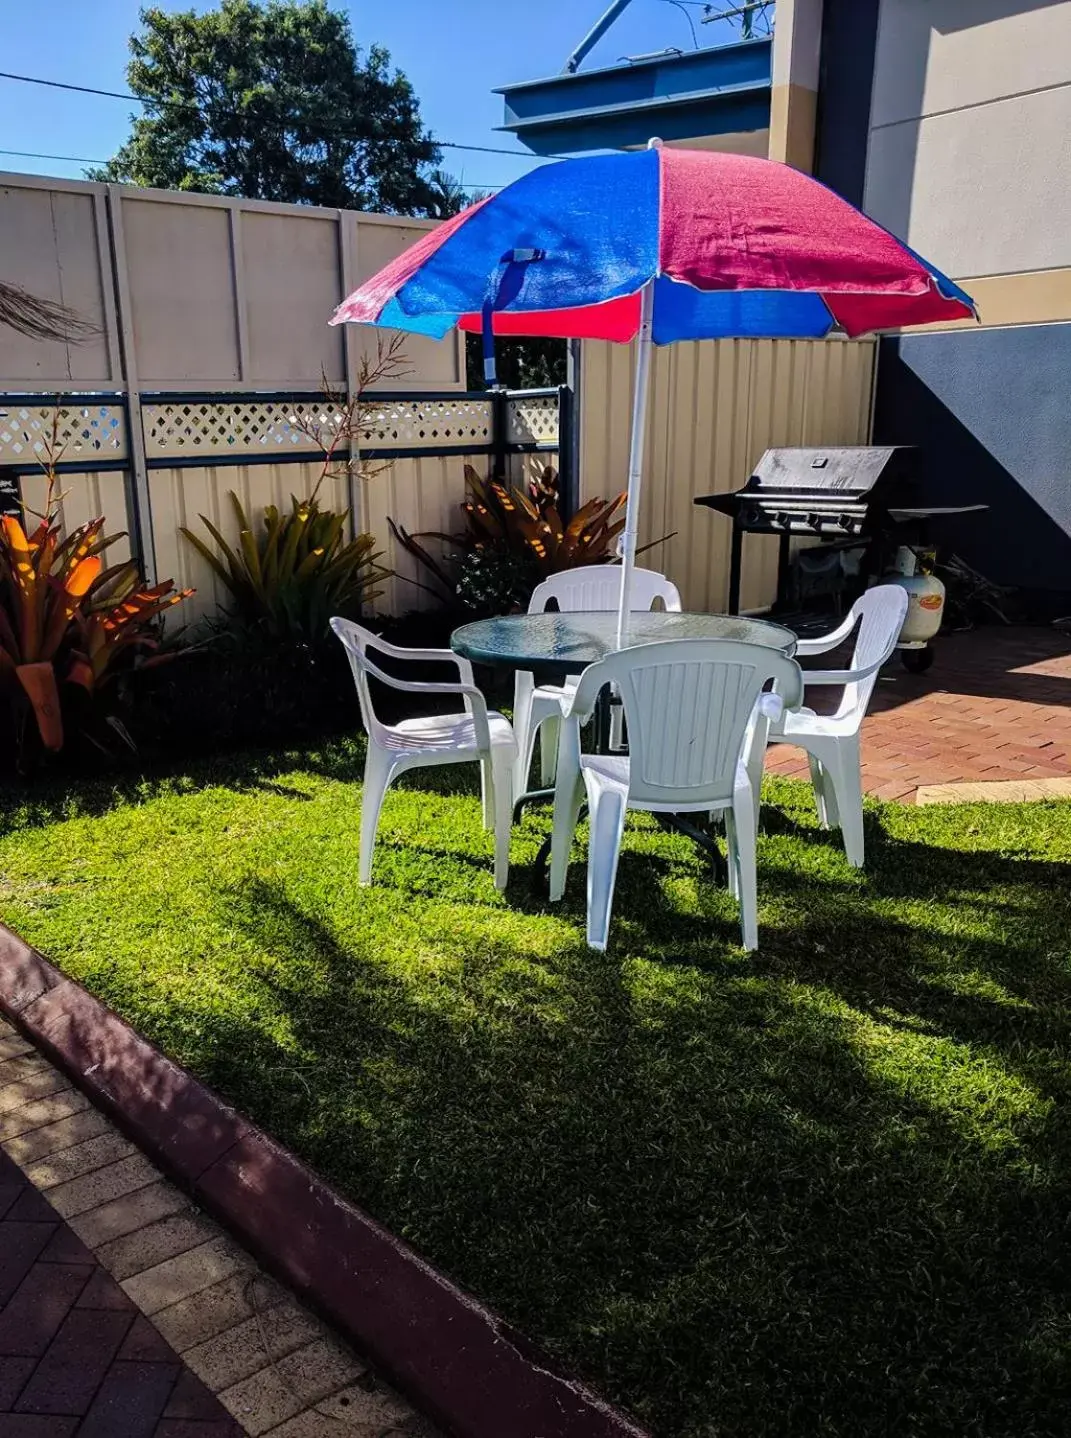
[0,0,743,194]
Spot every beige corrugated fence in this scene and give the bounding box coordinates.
[580,337,876,612]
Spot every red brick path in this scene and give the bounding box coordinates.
[764,625,1071,803]
[0,1146,240,1437]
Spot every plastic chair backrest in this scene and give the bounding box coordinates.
[835,585,910,724]
[572,640,803,808]
[528,565,681,615]
[330,617,390,744]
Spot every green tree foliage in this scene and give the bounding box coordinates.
[90,0,445,215]
[465,333,567,391]
[425,170,485,220]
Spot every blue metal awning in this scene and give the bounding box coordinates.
[496,39,772,156]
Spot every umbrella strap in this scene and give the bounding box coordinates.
[482,248,545,386]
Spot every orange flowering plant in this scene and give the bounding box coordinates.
[0,465,191,757]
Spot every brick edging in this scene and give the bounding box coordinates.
[0,924,649,1438]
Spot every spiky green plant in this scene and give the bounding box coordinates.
[181,492,388,647]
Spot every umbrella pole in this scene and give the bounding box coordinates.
[616,279,656,647]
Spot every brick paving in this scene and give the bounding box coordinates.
[0,1141,239,1436]
[764,625,1071,803]
[0,1019,432,1438]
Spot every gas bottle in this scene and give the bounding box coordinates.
[882,547,946,644]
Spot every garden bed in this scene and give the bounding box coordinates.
[1,745,1070,1437]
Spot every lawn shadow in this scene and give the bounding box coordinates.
[0,735,372,834]
[174,863,1071,1438]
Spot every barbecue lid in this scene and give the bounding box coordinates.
[751,446,906,492]
[694,446,913,512]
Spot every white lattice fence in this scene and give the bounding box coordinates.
[506,391,560,448]
[143,397,342,460]
[142,394,495,463]
[358,396,493,451]
[0,401,127,466]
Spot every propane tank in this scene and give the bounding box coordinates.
[883,546,946,644]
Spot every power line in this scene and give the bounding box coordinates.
[0,69,557,161]
[0,145,507,189]
[0,146,508,194]
[0,148,108,166]
[659,0,699,47]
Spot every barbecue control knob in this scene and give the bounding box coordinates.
[743,503,762,526]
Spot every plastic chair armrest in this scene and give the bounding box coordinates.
[802,656,888,686]
[361,653,485,705]
[793,612,858,657]
[367,636,475,683]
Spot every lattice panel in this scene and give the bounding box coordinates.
[143,395,494,460]
[0,403,127,467]
[357,397,492,449]
[143,398,343,459]
[506,393,560,446]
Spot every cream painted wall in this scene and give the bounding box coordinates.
[865,0,1071,281]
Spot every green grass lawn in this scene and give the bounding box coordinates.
[2,742,1071,1437]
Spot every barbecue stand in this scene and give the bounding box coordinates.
[695,446,986,666]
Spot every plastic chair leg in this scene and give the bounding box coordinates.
[490,752,513,890]
[539,713,561,787]
[824,738,864,867]
[808,754,831,828]
[723,806,740,899]
[359,746,395,886]
[730,785,759,951]
[745,714,770,807]
[549,771,585,902]
[585,787,628,951]
[511,679,536,804]
[479,758,495,830]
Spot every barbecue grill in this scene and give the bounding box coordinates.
[694,446,983,615]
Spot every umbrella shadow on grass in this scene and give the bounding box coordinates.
[163,854,1071,1438]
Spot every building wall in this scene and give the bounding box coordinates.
[865,0,1071,287]
[850,0,1071,595]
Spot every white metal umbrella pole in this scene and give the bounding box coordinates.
[616,277,656,648]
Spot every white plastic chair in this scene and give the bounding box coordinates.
[330,618,517,890]
[549,640,803,952]
[756,585,909,867]
[513,565,682,800]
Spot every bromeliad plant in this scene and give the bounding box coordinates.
[0,478,191,756]
[181,492,389,647]
[390,464,668,615]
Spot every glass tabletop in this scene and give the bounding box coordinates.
[451,610,797,673]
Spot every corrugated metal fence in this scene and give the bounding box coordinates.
[579,337,876,612]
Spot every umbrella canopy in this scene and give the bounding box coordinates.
[331,146,976,637]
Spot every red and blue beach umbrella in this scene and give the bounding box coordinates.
[332,144,976,636]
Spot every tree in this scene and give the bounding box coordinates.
[89,0,445,215]
[465,333,567,391]
[425,171,487,221]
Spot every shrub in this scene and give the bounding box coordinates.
[0,475,190,768]
[181,491,389,649]
[389,464,663,616]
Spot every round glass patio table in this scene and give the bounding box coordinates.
[451,610,797,679]
[452,611,798,887]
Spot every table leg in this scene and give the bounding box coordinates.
[654,813,728,883]
[513,787,556,823]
